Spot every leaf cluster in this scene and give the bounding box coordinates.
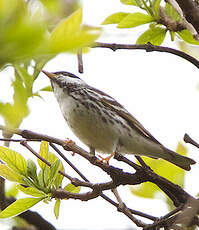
[102,0,199,45]
[0,141,80,219]
[0,0,101,131]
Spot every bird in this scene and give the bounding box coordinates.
[42,70,195,170]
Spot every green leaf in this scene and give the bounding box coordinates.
[0,164,24,183]
[0,76,29,129]
[64,183,81,194]
[50,8,101,53]
[38,141,49,170]
[43,166,50,189]
[131,142,186,199]
[0,147,27,175]
[0,0,48,65]
[0,197,44,218]
[120,0,137,5]
[17,185,46,197]
[27,159,37,181]
[47,153,64,188]
[130,182,158,198]
[47,160,60,188]
[37,170,44,188]
[169,31,175,41]
[54,199,60,219]
[136,27,167,45]
[153,0,161,18]
[6,184,19,197]
[177,30,199,45]
[52,8,82,40]
[38,85,52,92]
[14,64,33,96]
[102,12,129,25]
[165,3,180,21]
[118,13,154,28]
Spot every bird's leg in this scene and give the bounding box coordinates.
[89,146,96,155]
[97,152,115,164]
[65,138,76,145]
[97,142,121,164]
[64,138,76,156]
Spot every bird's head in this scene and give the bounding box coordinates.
[42,70,86,91]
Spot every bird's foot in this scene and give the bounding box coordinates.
[64,138,76,156]
[97,152,115,164]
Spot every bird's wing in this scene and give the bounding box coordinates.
[100,97,162,145]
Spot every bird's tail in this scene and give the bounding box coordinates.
[161,147,195,171]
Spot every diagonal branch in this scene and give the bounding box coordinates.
[174,0,199,34]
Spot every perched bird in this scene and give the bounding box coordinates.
[42,70,195,170]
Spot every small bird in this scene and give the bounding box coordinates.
[42,70,195,170]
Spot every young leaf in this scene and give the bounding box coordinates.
[0,197,44,218]
[54,199,60,219]
[6,184,19,198]
[0,147,27,176]
[14,64,33,97]
[27,159,37,181]
[120,0,137,5]
[165,3,180,21]
[64,183,81,194]
[37,170,44,188]
[38,141,49,170]
[118,13,154,28]
[169,31,175,41]
[153,0,162,18]
[38,85,52,92]
[0,164,24,183]
[47,160,60,188]
[102,12,129,25]
[17,185,46,197]
[50,8,100,53]
[48,152,64,189]
[177,30,199,45]
[52,8,82,40]
[136,27,167,45]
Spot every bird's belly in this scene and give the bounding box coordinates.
[62,102,118,153]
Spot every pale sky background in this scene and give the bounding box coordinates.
[0,0,199,229]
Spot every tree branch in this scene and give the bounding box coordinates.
[184,133,199,149]
[174,0,199,35]
[0,125,198,229]
[92,42,199,69]
[166,0,199,39]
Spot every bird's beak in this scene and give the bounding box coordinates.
[42,70,56,79]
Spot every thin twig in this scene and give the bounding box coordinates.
[0,138,41,142]
[135,156,149,169]
[112,188,147,227]
[92,42,199,69]
[20,140,73,181]
[1,125,197,226]
[77,49,83,73]
[50,143,88,182]
[184,133,199,149]
[50,143,157,220]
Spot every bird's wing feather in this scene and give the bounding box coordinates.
[100,97,162,145]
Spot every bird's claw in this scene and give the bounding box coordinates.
[97,152,115,164]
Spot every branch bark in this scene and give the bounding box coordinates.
[174,0,199,34]
[92,42,199,69]
[0,125,198,229]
